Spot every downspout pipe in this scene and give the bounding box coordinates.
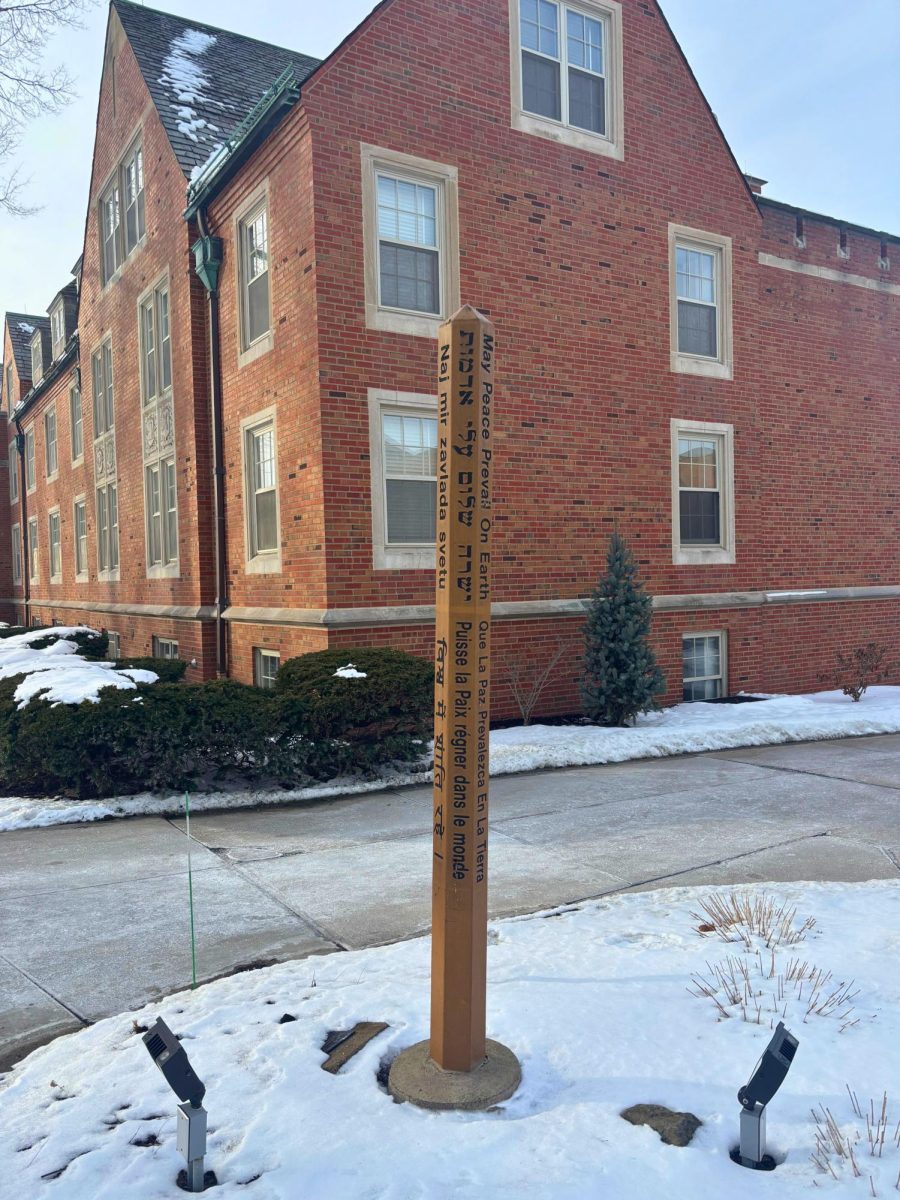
[192,213,227,677]
[12,414,29,627]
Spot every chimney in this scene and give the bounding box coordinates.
[744,175,767,195]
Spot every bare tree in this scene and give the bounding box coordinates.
[500,638,568,726]
[0,0,93,216]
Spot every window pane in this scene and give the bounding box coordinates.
[568,68,605,133]
[566,10,603,73]
[679,490,721,545]
[676,247,715,303]
[522,51,561,120]
[108,484,119,570]
[164,460,178,563]
[386,478,436,543]
[147,466,161,565]
[379,243,439,313]
[159,289,172,391]
[678,438,718,489]
[677,300,718,357]
[683,677,721,701]
[141,301,156,401]
[103,343,114,428]
[254,489,278,553]
[384,413,438,477]
[246,210,268,280]
[521,0,558,56]
[377,176,437,248]
[252,428,275,490]
[71,387,83,460]
[247,273,270,344]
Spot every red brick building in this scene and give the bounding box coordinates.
[2,0,897,715]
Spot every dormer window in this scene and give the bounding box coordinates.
[100,137,145,285]
[30,333,43,385]
[50,302,65,360]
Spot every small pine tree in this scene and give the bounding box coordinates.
[581,531,665,726]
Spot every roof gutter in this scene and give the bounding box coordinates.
[184,66,301,220]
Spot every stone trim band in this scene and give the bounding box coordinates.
[12,584,899,627]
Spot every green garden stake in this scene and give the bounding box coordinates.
[185,792,198,990]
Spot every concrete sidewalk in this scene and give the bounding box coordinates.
[2,733,899,1070]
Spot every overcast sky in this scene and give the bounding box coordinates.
[2,0,898,318]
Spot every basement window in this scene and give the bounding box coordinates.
[682,633,726,701]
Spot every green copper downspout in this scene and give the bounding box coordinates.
[192,221,227,676]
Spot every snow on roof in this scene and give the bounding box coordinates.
[159,29,220,143]
[17,322,34,334]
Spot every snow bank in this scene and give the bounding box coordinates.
[1,881,898,1198]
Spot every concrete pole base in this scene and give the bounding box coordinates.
[388,1039,521,1111]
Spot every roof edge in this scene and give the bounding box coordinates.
[757,196,899,245]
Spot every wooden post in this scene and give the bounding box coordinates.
[430,305,494,1071]
[388,305,520,1110]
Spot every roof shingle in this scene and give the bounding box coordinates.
[112,0,321,179]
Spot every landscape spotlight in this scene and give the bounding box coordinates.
[143,1018,210,1192]
[733,1020,799,1170]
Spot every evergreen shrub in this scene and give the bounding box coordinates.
[117,656,188,683]
[581,530,665,726]
[276,647,433,778]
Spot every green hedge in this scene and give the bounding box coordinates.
[0,679,300,799]
[0,626,25,639]
[0,646,434,799]
[275,647,433,779]
[117,656,188,683]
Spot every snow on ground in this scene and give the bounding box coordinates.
[1,881,898,1199]
[0,627,157,711]
[1,686,898,832]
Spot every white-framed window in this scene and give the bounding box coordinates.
[74,497,88,578]
[45,406,58,479]
[683,632,726,701]
[50,302,66,360]
[123,141,145,255]
[100,137,145,285]
[100,178,122,284]
[237,199,271,356]
[70,379,83,463]
[510,0,624,158]
[368,389,437,570]
[242,412,280,571]
[670,419,735,566]
[11,523,21,585]
[9,442,18,504]
[96,482,119,575]
[27,515,38,581]
[107,630,121,658]
[254,647,280,690]
[145,459,178,569]
[30,333,43,385]
[92,340,115,435]
[139,283,172,405]
[668,224,733,379]
[361,144,460,338]
[48,508,61,582]
[152,636,179,660]
[24,426,35,493]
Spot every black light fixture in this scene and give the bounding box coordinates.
[732,1021,799,1170]
[143,1018,210,1192]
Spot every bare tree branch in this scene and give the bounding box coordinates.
[0,0,93,215]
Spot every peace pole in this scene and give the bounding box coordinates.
[389,306,521,1110]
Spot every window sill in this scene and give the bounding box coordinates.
[75,572,89,584]
[673,545,736,567]
[245,552,281,575]
[146,563,180,580]
[374,545,436,571]
[238,331,274,369]
[71,457,84,469]
[46,473,58,485]
[366,303,443,339]
[511,108,624,160]
[671,351,732,380]
[97,570,120,583]
[49,576,62,585]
